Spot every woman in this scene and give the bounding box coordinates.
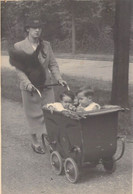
[9,16,67,154]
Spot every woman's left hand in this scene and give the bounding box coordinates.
[58,79,67,87]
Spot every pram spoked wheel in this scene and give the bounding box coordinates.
[50,151,63,175]
[64,158,79,183]
[102,157,116,174]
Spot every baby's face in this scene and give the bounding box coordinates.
[61,95,72,109]
[77,92,92,107]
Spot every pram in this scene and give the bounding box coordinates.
[42,105,125,183]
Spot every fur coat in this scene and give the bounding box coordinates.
[9,41,46,91]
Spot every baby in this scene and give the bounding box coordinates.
[76,88,100,112]
[46,91,76,113]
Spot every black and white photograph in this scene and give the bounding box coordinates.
[1,0,133,193]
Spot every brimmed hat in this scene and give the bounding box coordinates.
[25,17,43,29]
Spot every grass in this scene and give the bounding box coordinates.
[1,67,133,136]
[1,68,112,104]
[1,67,22,103]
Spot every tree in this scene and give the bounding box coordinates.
[111,0,132,107]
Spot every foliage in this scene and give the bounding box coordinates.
[1,0,132,54]
[1,0,117,54]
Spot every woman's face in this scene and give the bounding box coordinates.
[27,27,42,38]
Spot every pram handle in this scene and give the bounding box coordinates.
[45,83,59,87]
[31,83,70,98]
[45,83,70,91]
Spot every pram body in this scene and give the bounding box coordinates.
[42,106,125,183]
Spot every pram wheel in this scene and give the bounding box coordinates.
[102,158,116,174]
[64,158,79,183]
[50,151,63,175]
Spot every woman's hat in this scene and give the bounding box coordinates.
[25,16,43,29]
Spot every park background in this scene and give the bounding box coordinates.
[1,0,133,55]
[1,0,133,136]
[1,1,133,193]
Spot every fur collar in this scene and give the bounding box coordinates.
[9,43,46,91]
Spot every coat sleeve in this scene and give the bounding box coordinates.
[14,43,31,90]
[48,43,62,81]
[15,68,31,90]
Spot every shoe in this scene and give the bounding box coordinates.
[31,144,45,154]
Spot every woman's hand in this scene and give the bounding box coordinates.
[58,79,67,87]
[26,83,36,92]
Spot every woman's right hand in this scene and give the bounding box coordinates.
[26,83,36,92]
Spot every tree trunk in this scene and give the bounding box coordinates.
[111,0,132,107]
